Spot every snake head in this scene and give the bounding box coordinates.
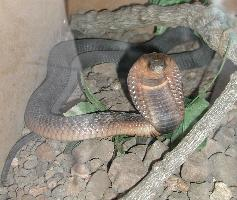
[127,52,184,134]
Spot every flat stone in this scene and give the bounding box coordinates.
[92,63,117,78]
[188,182,213,200]
[71,163,90,179]
[86,170,111,199]
[65,176,86,196]
[210,182,232,200]
[143,140,168,167]
[72,139,114,164]
[23,155,38,169]
[103,188,117,200]
[21,194,37,200]
[35,143,56,162]
[88,158,103,173]
[168,191,189,200]
[209,153,237,186]
[51,184,66,199]
[29,185,48,197]
[201,139,225,157]
[181,151,210,182]
[214,127,235,148]
[129,145,147,161]
[109,153,147,193]
[225,144,237,158]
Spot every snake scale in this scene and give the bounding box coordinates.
[1,27,215,185]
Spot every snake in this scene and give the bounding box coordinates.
[1,27,215,185]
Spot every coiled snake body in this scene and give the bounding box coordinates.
[1,27,215,185]
[24,27,214,141]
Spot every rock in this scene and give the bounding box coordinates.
[23,155,38,169]
[36,161,48,177]
[16,188,25,200]
[55,153,74,172]
[88,158,103,173]
[92,140,114,163]
[71,163,90,179]
[29,185,48,197]
[181,151,210,182]
[129,145,147,161]
[122,138,137,152]
[92,63,117,78]
[230,186,237,199]
[201,139,225,157]
[209,153,237,186]
[143,140,168,167]
[35,143,56,162]
[46,140,67,156]
[210,182,232,200]
[109,153,147,193]
[65,176,86,196]
[35,195,47,200]
[86,170,111,199]
[0,194,9,200]
[51,184,66,199]
[214,127,235,148]
[72,140,98,163]
[103,188,117,200]
[72,139,114,164]
[225,144,237,158]
[0,186,8,195]
[168,191,189,200]
[188,182,213,200]
[165,176,189,192]
[21,194,37,200]
[7,190,16,199]
[11,157,19,167]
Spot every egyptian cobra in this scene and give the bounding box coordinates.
[24,27,214,141]
[1,27,215,185]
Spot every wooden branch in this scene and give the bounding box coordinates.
[71,3,237,65]
[122,71,237,199]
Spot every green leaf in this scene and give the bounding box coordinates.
[149,0,192,6]
[170,96,209,143]
[112,135,132,155]
[64,102,101,117]
[196,137,208,151]
[155,26,167,35]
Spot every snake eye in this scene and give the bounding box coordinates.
[150,59,165,72]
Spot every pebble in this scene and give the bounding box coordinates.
[86,170,111,199]
[214,127,236,148]
[35,143,56,162]
[103,188,117,200]
[168,191,189,200]
[21,194,37,200]
[72,139,114,164]
[51,184,66,199]
[28,185,48,197]
[209,153,237,186]
[188,182,213,200]
[23,155,38,169]
[109,153,147,193]
[143,140,168,167]
[210,182,232,200]
[88,158,103,173]
[201,138,225,157]
[65,176,86,196]
[181,151,210,182]
[71,163,90,179]
[128,145,147,161]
